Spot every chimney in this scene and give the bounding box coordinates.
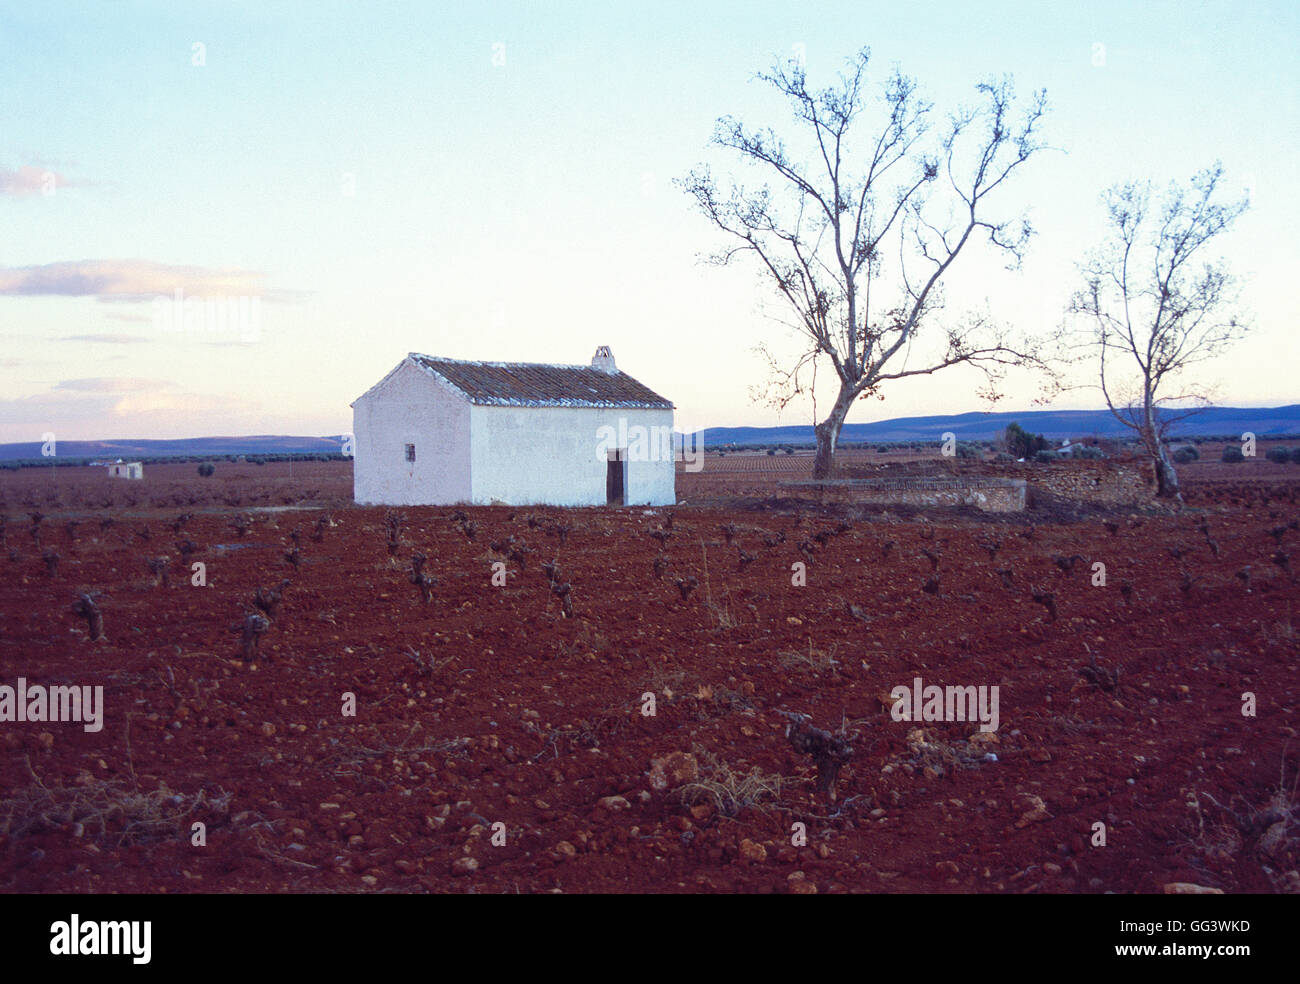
[591,345,617,374]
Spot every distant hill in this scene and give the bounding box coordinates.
[1,404,1296,461]
[0,435,348,461]
[684,405,1300,446]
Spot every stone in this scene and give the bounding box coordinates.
[1015,794,1050,828]
[1259,821,1288,860]
[1162,882,1223,895]
[787,872,817,894]
[450,857,479,876]
[648,752,699,792]
[739,839,767,863]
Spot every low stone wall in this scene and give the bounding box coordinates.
[1008,460,1155,506]
[781,477,1028,512]
[782,459,1157,511]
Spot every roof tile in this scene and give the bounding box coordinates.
[408,354,673,409]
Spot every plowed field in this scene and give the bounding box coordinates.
[1,459,1297,893]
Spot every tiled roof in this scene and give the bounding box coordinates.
[407,354,673,409]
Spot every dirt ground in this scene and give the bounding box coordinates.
[1,453,1298,894]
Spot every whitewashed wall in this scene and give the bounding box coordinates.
[469,406,675,506]
[352,360,471,505]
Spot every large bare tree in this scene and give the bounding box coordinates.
[680,48,1050,478]
[1070,163,1249,500]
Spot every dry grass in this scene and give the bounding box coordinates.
[676,747,789,818]
[887,728,990,778]
[1182,752,1300,891]
[697,539,739,632]
[325,722,472,774]
[779,641,841,674]
[0,757,230,847]
[639,661,692,700]
[405,646,459,678]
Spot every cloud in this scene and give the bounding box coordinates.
[61,333,151,344]
[109,390,237,416]
[0,165,74,196]
[0,259,306,303]
[54,377,167,394]
[0,382,265,442]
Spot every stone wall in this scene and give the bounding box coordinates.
[1009,460,1155,506]
[781,459,1156,511]
[782,477,1028,513]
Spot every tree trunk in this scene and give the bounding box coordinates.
[1153,443,1182,500]
[1142,394,1182,502]
[812,388,856,480]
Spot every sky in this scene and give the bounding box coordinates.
[1,0,1297,442]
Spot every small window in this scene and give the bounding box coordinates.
[405,443,416,463]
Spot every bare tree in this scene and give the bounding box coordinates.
[1070,163,1249,500]
[680,48,1051,478]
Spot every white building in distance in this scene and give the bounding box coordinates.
[106,461,143,479]
[351,347,675,507]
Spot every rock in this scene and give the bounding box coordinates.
[1029,749,1051,763]
[1163,882,1223,895]
[1015,794,1050,828]
[648,752,699,792]
[555,841,577,861]
[597,795,632,812]
[360,874,378,887]
[37,732,54,750]
[1259,821,1288,860]
[260,722,276,737]
[1043,862,1062,875]
[935,860,959,876]
[787,872,817,894]
[450,857,479,876]
[739,839,767,863]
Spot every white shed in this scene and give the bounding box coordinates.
[351,347,675,507]
[107,461,143,479]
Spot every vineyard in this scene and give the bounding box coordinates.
[1,457,1297,893]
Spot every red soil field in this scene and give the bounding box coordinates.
[1,456,1297,894]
